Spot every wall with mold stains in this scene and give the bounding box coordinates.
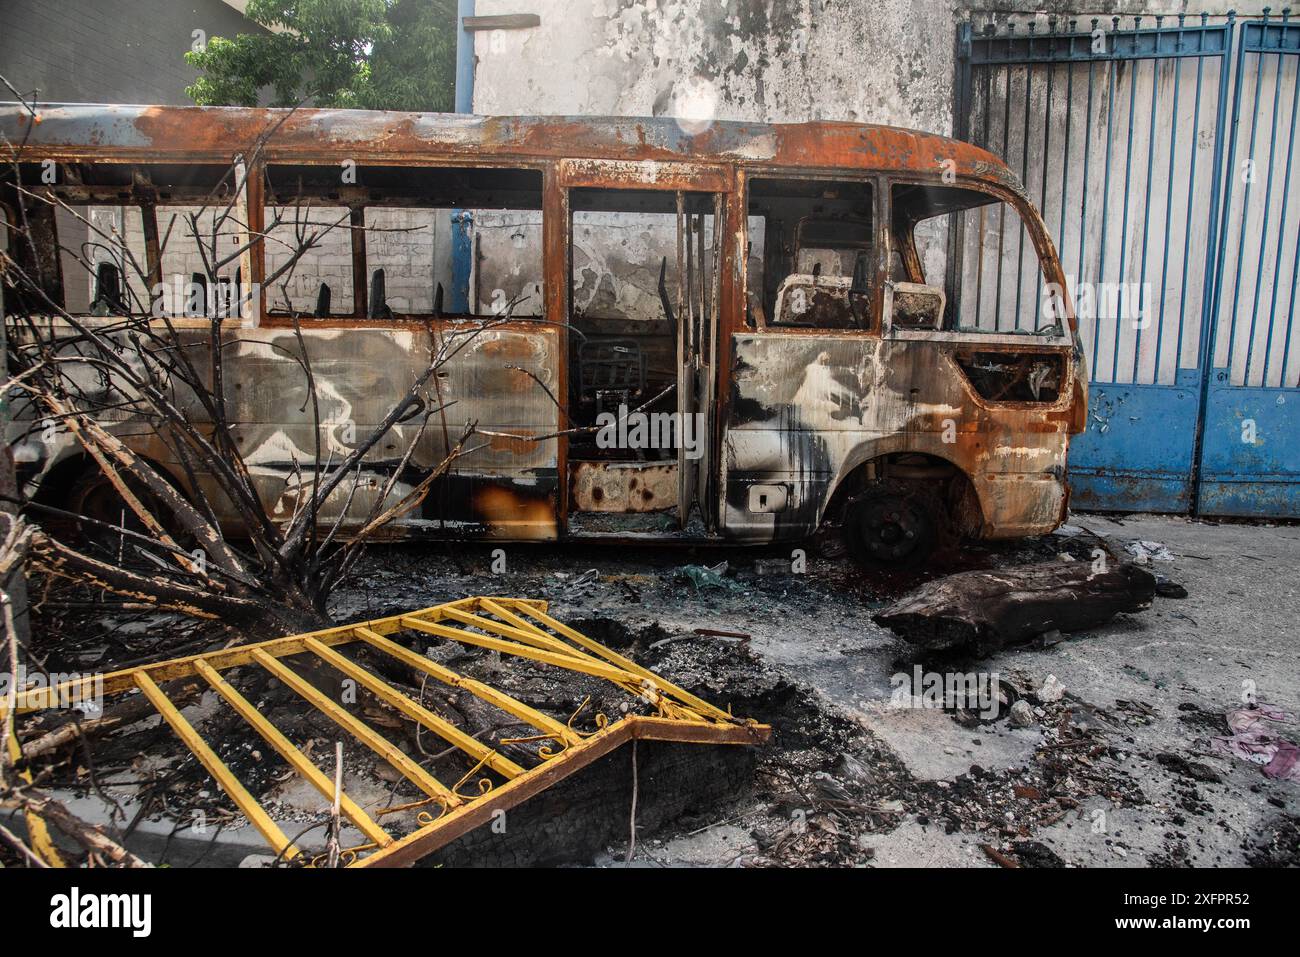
[471,0,959,133]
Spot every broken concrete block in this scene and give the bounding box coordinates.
[1038,675,1066,703]
[1009,700,1036,727]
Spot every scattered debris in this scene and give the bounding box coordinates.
[1155,752,1224,784]
[1213,704,1300,783]
[694,628,752,641]
[1037,628,1064,648]
[1114,699,1158,725]
[1247,814,1300,867]
[1009,840,1067,867]
[1037,675,1066,703]
[554,568,600,598]
[1154,574,1189,598]
[677,562,737,593]
[980,842,1019,867]
[647,628,749,651]
[872,561,1156,656]
[982,839,1065,868]
[10,511,1291,870]
[754,558,794,577]
[1124,540,1176,563]
[1009,700,1036,728]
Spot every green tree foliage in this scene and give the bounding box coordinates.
[185,0,456,111]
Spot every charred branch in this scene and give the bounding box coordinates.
[873,561,1157,657]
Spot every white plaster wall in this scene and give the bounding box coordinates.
[469,2,1273,131]
[471,0,959,133]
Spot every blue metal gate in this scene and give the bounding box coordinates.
[1199,13,1300,516]
[957,12,1300,518]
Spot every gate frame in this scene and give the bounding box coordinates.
[955,13,1239,515]
[1197,10,1300,517]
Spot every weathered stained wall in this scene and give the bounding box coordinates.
[469,2,1273,135]
[470,0,958,133]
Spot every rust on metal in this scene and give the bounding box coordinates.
[0,106,1033,199]
[7,597,769,867]
[1,103,1085,555]
[570,461,678,513]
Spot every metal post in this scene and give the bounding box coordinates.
[451,0,476,314]
[1191,10,1240,515]
[1262,10,1300,384]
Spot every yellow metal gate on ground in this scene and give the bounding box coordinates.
[6,597,770,867]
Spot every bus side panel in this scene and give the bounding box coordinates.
[209,323,560,539]
[720,333,1072,542]
[415,325,561,540]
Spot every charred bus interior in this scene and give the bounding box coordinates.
[566,187,720,533]
[746,176,878,331]
[258,164,544,322]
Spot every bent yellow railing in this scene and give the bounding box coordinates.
[7,597,769,867]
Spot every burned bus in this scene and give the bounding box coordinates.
[1,105,1086,566]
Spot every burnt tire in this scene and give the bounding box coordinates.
[811,525,848,560]
[66,470,172,562]
[843,480,942,569]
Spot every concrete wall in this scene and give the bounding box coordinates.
[0,0,262,105]
[471,0,959,133]
[468,2,1271,132]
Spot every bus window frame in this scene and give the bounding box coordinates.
[882,174,1075,346]
[254,158,551,330]
[739,168,885,338]
[26,163,258,330]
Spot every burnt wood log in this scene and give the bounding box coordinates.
[873,561,1156,656]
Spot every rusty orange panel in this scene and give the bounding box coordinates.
[557,157,730,192]
[570,460,679,513]
[0,106,1029,202]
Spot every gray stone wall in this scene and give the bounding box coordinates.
[0,0,264,105]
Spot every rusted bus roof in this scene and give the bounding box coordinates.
[0,103,1027,194]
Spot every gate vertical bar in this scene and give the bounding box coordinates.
[1112,20,1140,383]
[1197,9,1300,516]
[1154,15,1187,378]
[1262,27,1300,384]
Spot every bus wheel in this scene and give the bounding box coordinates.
[812,524,848,559]
[843,481,942,568]
[67,471,166,560]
